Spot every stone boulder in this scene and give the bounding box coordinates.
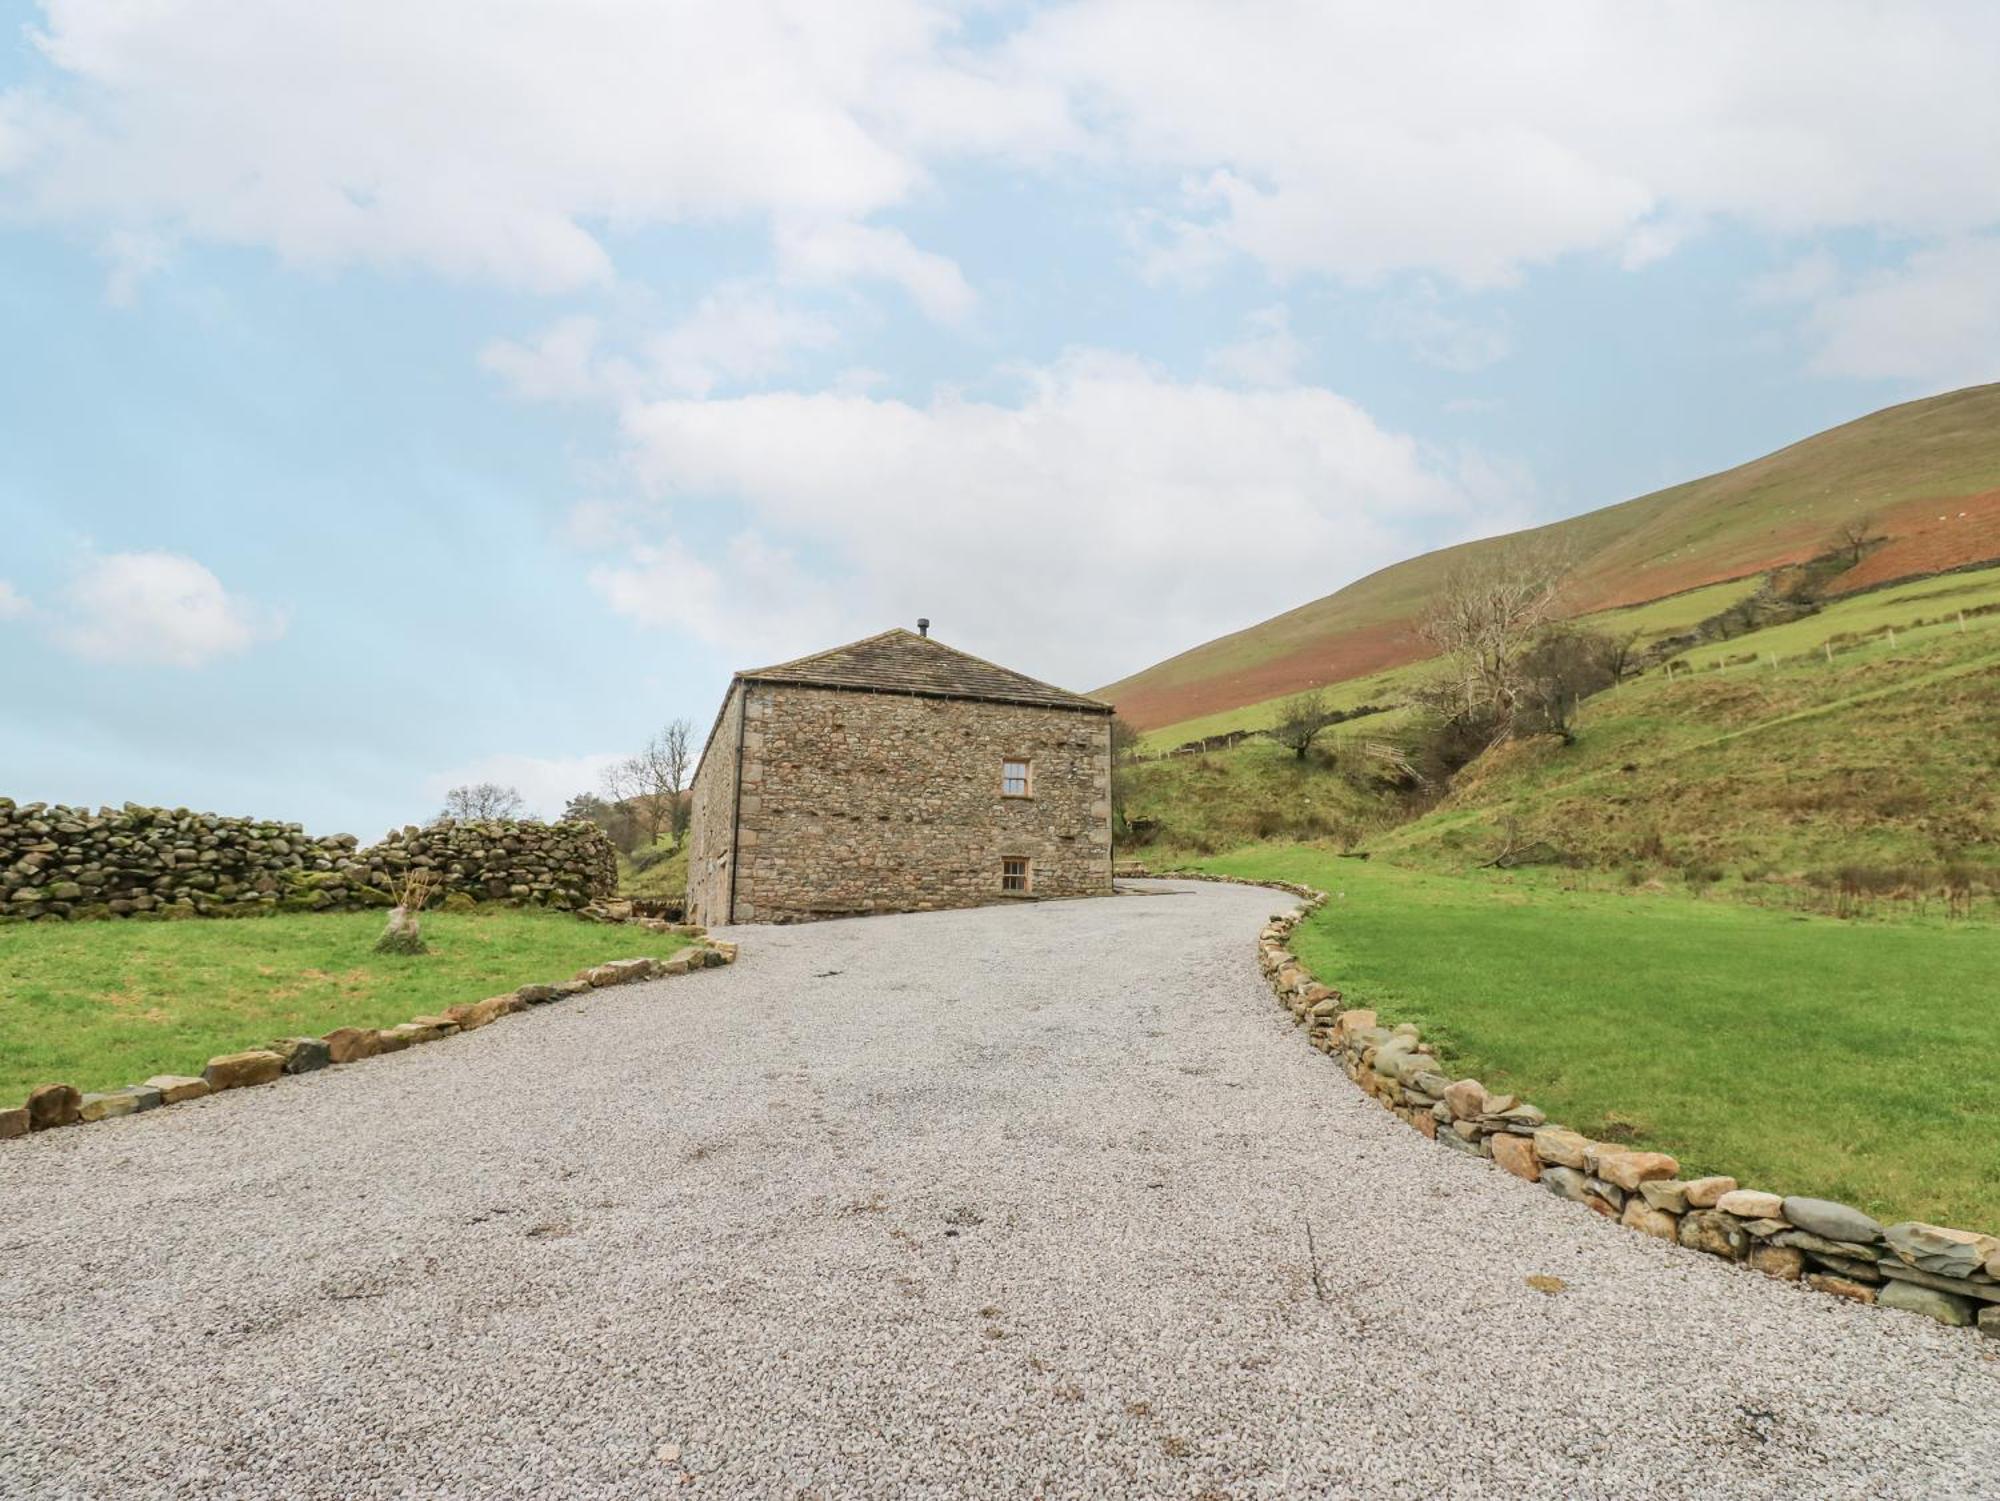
[1443,1079,1491,1121]
[1621,1200,1680,1242]
[202,1050,286,1091]
[144,1075,210,1104]
[1749,1244,1805,1280]
[269,1037,332,1074]
[1883,1222,1999,1280]
[1878,1281,1978,1327]
[321,1028,380,1064]
[1638,1180,1688,1213]
[1541,1166,1588,1202]
[1532,1128,1590,1170]
[1682,1176,1737,1208]
[78,1086,162,1121]
[1715,1189,1783,1220]
[1489,1133,1540,1182]
[26,1084,81,1130]
[1782,1197,1883,1245]
[1678,1210,1749,1261]
[1595,1151,1679,1191]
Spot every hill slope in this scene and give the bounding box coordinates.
[1102,383,2000,734]
[1119,566,2000,905]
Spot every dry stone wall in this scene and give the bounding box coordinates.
[1140,867,2000,1341]
[0,798,617,922]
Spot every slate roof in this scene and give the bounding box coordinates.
[740,629,1111,713]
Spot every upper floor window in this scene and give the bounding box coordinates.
[1001,759,1031,797]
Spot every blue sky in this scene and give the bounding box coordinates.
[3,1,1997,837]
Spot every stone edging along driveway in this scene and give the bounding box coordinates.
[1144,868,2000,1341]
[1,933,740,1141]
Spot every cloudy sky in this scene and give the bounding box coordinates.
[4,1,1998,836]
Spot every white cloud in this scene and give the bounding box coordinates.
[3,0,989,300]
[589,351,1504,687]
[1012,2,2000,287]
[1207,306,1305,388]
[1748,249,1842,307]
[484,286,839,406]
[0,580,31,619]
[53,551,283,667]
[481,316,621,404]
[12,1,1995,305]
[1371,284,1511,372]
[1805,237,2000,389]
[589,533,848,667]
[422,751,627,823]
[646,284,840,397]
[774,221,975,324]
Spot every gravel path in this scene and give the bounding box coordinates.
[3,879,1997,1499]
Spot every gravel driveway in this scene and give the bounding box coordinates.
[4,879,1997,1499]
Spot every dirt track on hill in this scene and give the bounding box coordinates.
[3,881,1997,1498]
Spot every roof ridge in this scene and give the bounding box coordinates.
[736,626,1109,712]
[741,627,916,679]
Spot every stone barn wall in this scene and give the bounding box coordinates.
[0,798,617,922]
[717,683,1112,923]
[685,683,745,928]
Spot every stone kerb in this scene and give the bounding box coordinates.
[1135,865,2000,1341]
[1,933,740,1144]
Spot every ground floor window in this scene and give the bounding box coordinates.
[1001,855,1031,893]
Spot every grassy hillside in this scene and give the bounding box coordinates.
[1104,383,2000,734]
[619,839,688,902]
[1123,569,2000,910]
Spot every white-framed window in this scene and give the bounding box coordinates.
[1001,855,1031,893]
[1001,759,1031,797]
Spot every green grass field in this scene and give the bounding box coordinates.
[0,909,684,1100]
[1573,576,1762,642]
[1134,663,1425,753]
[1193,848,2000,1230]
[1659,563,2000,669]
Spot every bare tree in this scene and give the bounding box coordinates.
[1417,539,1576,736]
[436,782,524,823]
[602,718,697,850]
[1273,689,1332,760]
[658,719,694,847]
[1832,513,1876,569]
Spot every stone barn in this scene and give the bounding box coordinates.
[685,625,1114,925]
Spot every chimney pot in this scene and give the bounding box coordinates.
[917,617,930,638]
